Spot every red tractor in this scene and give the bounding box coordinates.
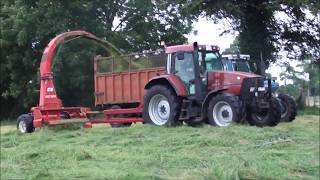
[17,31,282,133]
[139,45,282,127]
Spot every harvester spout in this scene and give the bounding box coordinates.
[39,30,120,109]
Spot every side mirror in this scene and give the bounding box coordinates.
[176,52,184,60]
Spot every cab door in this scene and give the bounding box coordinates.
[169,50,205,102]
[172,52,196,94]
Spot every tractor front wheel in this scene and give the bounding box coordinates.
[17,114,35,133]
[143,85,181,126]
[246,97,281,127]
[207,93,240,127]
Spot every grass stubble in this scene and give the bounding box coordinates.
[0,115,319,179]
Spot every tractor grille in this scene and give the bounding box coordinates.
[240,77,266,101]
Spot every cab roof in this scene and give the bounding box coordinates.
[165,43,220,53]
[222,54,250,60]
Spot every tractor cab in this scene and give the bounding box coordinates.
[164,43,222,96]
[162,43,259,98]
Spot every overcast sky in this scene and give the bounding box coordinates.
[185,17,237,51]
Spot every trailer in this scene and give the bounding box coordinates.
[17,31,283,133]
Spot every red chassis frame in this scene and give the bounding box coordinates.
[31,31,143,129]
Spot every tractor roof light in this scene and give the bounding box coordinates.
[211,45,220,51]
[222,54,250,60]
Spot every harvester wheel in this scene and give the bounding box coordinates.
[246,97,281,127]
[17,114,35,133]
[278,94,297,122]
[109,105,132,128]
[207,93,240,127]
[143,85,181,126]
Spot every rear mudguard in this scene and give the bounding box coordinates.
[145,74,188,97]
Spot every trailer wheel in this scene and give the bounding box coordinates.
[207,93,240,127]
[110,122,131,128]
[143,85,181,126]
[246,97,281,127]
[17,114,35,133]
[109,105,132,128]
[278,94,297,122]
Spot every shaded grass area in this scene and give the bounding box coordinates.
[0,119,15,126]
[0,120,16,134]
[1,115,319,179]
[298,107,320,116]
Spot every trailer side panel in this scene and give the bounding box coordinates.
[95,68,165,105]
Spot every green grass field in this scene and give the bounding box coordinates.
[1,115,319,180]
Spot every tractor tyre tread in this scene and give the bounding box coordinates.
[247,97,281,127]
[278,94,297,122]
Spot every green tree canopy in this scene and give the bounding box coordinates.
[222,36,240,54]
[186,0,320,74]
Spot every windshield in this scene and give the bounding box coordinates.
[198,51,222,72]
[221,58,234,71]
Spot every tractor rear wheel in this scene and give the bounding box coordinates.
[143,85,181,126]
[17,114,35,133]
[278,94,297,122]
[246,97,281,127]
[207,93,240,127]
